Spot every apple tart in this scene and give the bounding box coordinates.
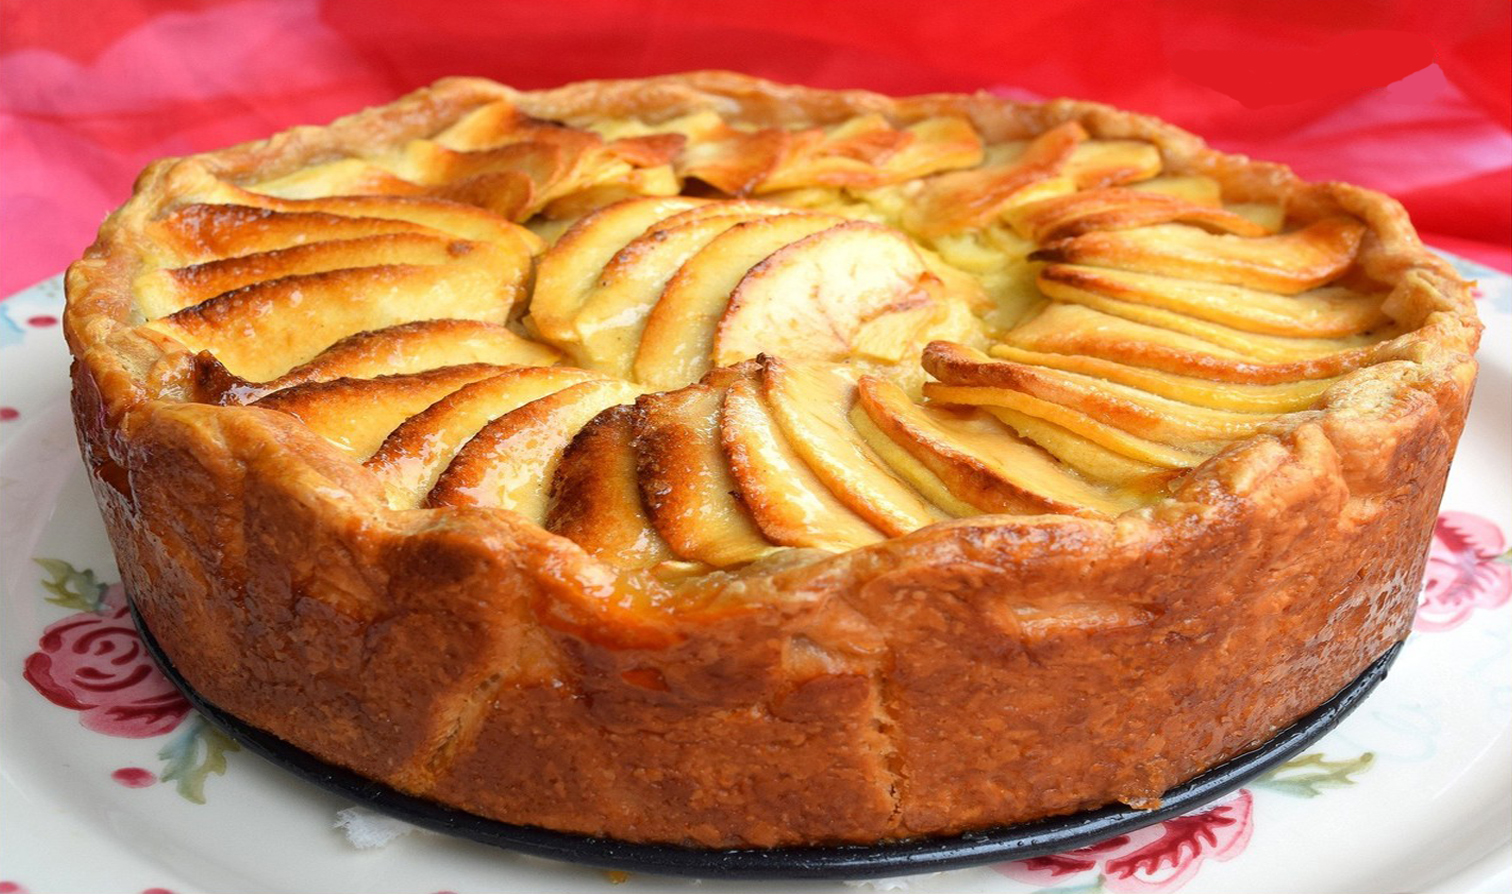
[64,73,1479,848]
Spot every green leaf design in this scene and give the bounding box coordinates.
[157,715,239,804]
[1253,751,1374,798]
[34,558,108,612]
[1495,548,1512,567]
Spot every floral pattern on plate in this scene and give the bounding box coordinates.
[1416,511,1512,632]
[997,791,1254,893]
[22,559,238,803]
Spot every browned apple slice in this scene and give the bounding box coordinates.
[529,196,707,347]
[426,378,641,522]
[847,403,979,517]
[761,357,951,535]
[136,233,495,319]
[252,364,504,459]
[710,221,951,368]
[246,158,424,199]
[1029,217,1366,295]
[606,132,687,168]
[1004,303,1376,383]
[205,185,546,256]
[546,404,676,570]
[425,158,546,221]
[1063,139,1163,188]
[431,99,527,150]
[405,124,681,222]
[259,319,561,396]
[903,122,1086,237]
[147,244,527,382]
[1225,202,1286,232]
[642,198,798,235]
[401,130,595,187]
[1036,281,1391,362]
[986,344,1336,414]
[569,211,772,375]
[981,403,1175,492]
[365,366,602,507]
[1007,187,1269,243]
[923,382,1210,469]
[149,204,436,265]
[720,374,885,550]
[679,126,792,195]
[879,116,984,181]
[1037,264,1389,337]
[1128,175,1223,206]
[631,369,776,566]
[634,213,842,390]
[746,114,981,193]
[538,165,682,221]
[924,341,1279,438]
[857,376,1135,515]
[756,115,907,192]
[538,143,683,221]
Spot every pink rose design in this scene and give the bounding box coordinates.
[23,584,190,737]
[1416,511,1512,632]
[997,790,1253,893]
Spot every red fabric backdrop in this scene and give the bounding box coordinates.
[2,0,1508,299]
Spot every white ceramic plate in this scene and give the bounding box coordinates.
[2,261,1509,894]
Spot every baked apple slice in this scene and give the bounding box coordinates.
[720,374,885,550]
[183,174,547,255]
[632,370,776,566]
[137,232,500,317]
[878,116,984,182]
[427,378,642,523]
[986,344,1336,414]
[902,122,1086,236]
[430,98,530,150]
[857,376,1134,515]
[760,356,951,536]
[546,404,676,571]
[1036,285,1391,361]
[978,403,1175,492]
[710,221,951,368]
[1030,217,1366,295]
[1004,303,1378,383]
[679,125,792,195]
[756,114,983,192]
[148,203,439,265]
[1037,264,1388,337]
[571,211,772,376]
[245,157,424,200]
[923,381,1210,470]
[1127,175,1223,206]
[529,195,707,346]
[252,364,504,459]
[923,354,1274,446]
[633,213,841,389]
[1063,139,1163,188]
[146,243,525,382]
[257,320,560,395]
[364,366,603,507]
[1006,187,1268,243]
[847,402,979,517]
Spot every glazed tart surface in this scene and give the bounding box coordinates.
[65,73,1479,848]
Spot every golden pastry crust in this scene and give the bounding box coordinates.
[65,73,1479,848]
